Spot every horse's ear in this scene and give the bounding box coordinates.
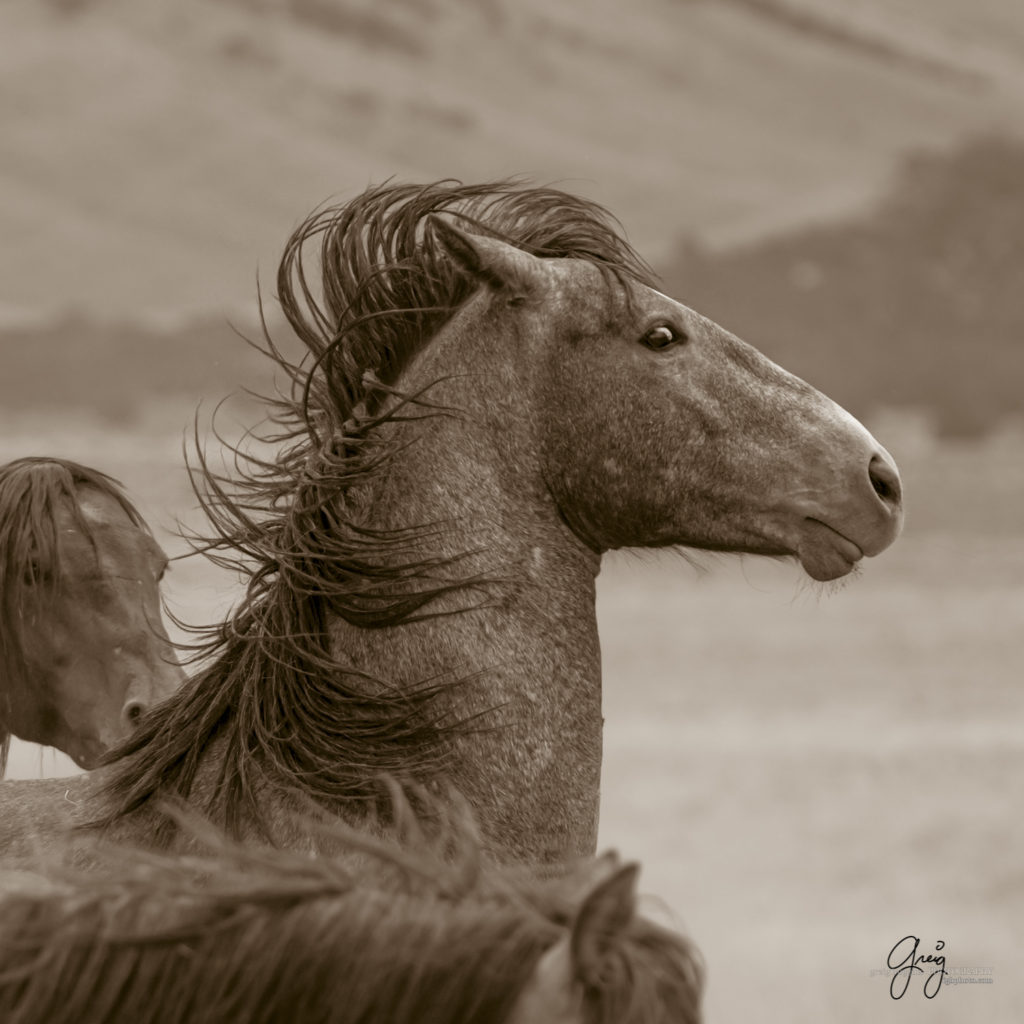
[570,862,639,987]
[427,215,541,295]
[554,849,622,907]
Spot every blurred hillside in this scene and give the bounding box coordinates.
[2,134,1022,437]
[1,0,1023,318]
[662,136,1024,437]
[0,314,275,424]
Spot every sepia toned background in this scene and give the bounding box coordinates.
[2,1,1022,1020]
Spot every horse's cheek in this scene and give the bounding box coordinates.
[540,401,675,549]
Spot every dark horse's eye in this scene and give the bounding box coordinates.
[640,324,686,351]
[22,561,52,587]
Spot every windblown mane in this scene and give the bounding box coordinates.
[0,458,148,773]
[100,180,657,837]
[1,784,703,1024]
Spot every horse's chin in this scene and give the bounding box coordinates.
[796,519,864,581]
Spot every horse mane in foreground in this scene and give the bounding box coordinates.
[0,784,702,1024]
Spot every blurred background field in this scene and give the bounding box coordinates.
[2,1,1023,1021]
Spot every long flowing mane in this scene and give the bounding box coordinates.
[0,785,703,1024]
[0,458,148,773]
[100,180,657,837]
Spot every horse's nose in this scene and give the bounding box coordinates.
[868,450,903,514]
[121,697,147,731]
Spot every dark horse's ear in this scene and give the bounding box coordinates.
[428,215,542,296]
[570,861,639,987]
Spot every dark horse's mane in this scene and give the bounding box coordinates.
[0,457,148,773]
[1,784,704,1024]
[100,180,657,837]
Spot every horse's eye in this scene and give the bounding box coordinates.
[640,324,686,351]
[22,561,51,587]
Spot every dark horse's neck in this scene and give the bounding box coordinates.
[333,322,605,861]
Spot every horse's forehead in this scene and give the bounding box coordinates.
[506,935,583,1024]
[72,484,134,525]
[548,265,692,321]
[57,486,163,568]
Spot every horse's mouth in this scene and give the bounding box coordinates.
[796,519,864,581]
[69,748,103,771]
[66,734,111,771]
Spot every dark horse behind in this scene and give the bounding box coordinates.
[0,783,703,1023]
[0,458,184,774]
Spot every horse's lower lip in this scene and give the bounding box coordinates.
[797,519,864,581]
[812,519,863,559]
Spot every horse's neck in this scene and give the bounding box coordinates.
[331,402,605,862]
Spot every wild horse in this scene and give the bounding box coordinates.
[0,181,902,862]
[0,458,183,773]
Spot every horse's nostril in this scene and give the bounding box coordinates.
[123,700,146,728]
[868,453,902,507]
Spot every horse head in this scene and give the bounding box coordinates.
[0,459,184,771]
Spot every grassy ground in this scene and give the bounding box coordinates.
[3,416,1021,1022]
